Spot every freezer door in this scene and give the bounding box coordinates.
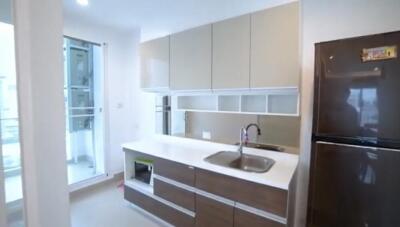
[313,32,400,144]
[307,141,400,227]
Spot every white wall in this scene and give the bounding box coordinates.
[296,1,400,226]
[63,16,156,175]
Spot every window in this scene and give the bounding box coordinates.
[0,19,25,227]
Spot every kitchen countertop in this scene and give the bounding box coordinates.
[122,135,299,190]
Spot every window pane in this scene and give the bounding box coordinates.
[64,37,105,185]
[0,7,25,227]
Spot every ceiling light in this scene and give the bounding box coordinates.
[77,0,89,6]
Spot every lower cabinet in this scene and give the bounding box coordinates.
[154,158,195,186]
[194,194,285,227]
[234,208,285,227]
[196,168,288,217]
[124,186,194,227]
[124,152,290,227]
[154,178,195,212]
[195,194,234,227]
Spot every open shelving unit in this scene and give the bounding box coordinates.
[123,149,197,218]
[172,88,300,116]
[218,95,240,112]
[124,151,154,195]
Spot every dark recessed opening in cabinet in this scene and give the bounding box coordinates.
[134,158,153,185]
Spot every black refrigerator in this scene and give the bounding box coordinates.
[308,31,400,227]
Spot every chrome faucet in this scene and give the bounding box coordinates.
[238,123,262,155]
[246,123,262,136]
[238,128,247,155]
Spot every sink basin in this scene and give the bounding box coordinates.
[204,151,275,173]
[234,142,284,152]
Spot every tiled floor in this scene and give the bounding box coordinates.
[6,178,164,227]
[70,180,165,227]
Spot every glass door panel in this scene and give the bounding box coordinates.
[0,0,25,225]
[64,37,104,185]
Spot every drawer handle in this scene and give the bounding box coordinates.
[188,166,194,169]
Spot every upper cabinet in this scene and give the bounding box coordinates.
[250,2,299,88]
[140,2,299,92]
[212,15,250,90]
[140,36,170,91]
[170,25,212,91]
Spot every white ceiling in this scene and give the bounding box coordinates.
[63,0,296,42]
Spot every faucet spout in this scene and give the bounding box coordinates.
[246,123,262,135]
[238,123,262,156]
[238,128,247,156]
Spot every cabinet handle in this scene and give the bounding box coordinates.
[188,166,194,169]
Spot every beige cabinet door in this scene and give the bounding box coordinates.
[250,2,299,88]
[140,36,169,90]
[170,25,212,90]
[212,15,250,90]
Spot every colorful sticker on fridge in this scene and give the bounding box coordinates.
[362,45,397,62]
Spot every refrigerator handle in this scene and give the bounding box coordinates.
[315,141,400,152]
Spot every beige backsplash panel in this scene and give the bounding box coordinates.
[257,115,300,148]
[172,112,300,151]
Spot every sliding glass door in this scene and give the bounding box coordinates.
[0,0,25,226]
[64,37,105,185]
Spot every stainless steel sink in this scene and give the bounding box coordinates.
[234,142,284,152]
[204,151,275,173]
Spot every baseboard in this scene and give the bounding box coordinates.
[69,171,124,195]
[113,171,124,180]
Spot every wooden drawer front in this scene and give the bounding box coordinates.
[195,194,234,227]
[124,186,194,227]
[154,178,195,211]
[196,169,288,217]
[234,208,285,227]
[154,158,195,186]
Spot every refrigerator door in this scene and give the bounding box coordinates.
[313,32,400,146]
[308,141,400,227]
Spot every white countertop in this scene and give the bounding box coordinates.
[122,135,298,190]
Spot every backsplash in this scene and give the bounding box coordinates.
[171,111,300,150]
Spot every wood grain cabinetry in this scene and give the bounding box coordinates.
[234,208,284,227]
[124,186,194,227]
[212,15,250,89]
[139,36,170,90]
[170,24,212,90]
[250,2,299,88]
[195,194,234,227]
[154,158,195,186]
[125,152,291,227]
[154,178,195,211]
[196,168,288,217]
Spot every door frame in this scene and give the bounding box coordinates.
[63,36,109,190]
[0,142,7,227]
